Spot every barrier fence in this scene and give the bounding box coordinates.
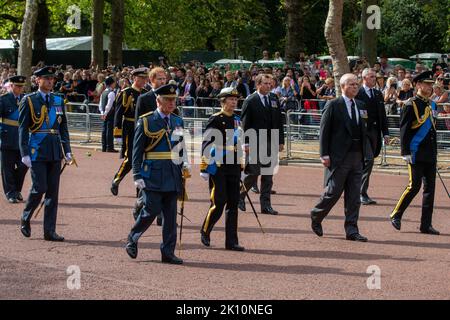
[65,98,450,166]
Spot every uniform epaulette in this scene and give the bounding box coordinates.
[121,87,132,93]
[0,93,8,97]
[212,111,223,117]
[139,111,154,119]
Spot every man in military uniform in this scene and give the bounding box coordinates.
[132,67,167,224]
[390,71,440,235]
[0,75,28,203]
[125,84,190,264]
[110,68,148,196]
[199,87,245,251]
[18,66,72,241]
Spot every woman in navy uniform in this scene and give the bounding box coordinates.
[199,87,245,251]
[0,75,28,203]
[110,68,148,196]
[18,66,72,242]
[390,71,440,235]
[125,84,190,264]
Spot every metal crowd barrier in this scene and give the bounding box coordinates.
[65,99,450,166]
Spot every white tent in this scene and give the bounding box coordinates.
[214,59,252,65]
[0,35,131,51]
[409,53,444,60]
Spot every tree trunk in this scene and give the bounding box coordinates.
[108,0,124,67]
[361,0,378,66]
[33,0,49,64]
[324,0,350,97]
[284,0,304,64]
[18,0,39,91]
[92,0,105,69]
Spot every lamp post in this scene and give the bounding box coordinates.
[10,31,20,66]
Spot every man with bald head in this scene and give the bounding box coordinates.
[310,73,369,242]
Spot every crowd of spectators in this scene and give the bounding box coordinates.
[1,51,449,119]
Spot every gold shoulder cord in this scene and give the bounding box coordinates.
[143,117,169,152]
[27,96,47,133]
[122,91,133,113]
[411,101,435,130]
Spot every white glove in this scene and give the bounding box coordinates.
[183,162,192,175]
[134,179,146,190]
[402,155,412,164]
[21,156,32,168]
[65,153,72,162]
[200,172,209,181]
[114,138,123,145]
[241,171,248,181]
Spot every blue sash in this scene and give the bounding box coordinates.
[410,101,436,164]
[206,115,240,175]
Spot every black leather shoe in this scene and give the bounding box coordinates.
[271,190,277,194]
[107,149,119,153]
[420,226,440,235]
[361,196,377,205]
[110,183,119,196]
[261,206,278,215]
[7,197,18,204]
[16,193,23,202]
[161,254,183,265]
[125,238,138,259]
[391,217,401,230]
[156,215,163,226]
[200,231,210,247]
[238,199,246,212]
[311,221,323,237]
[225,244,245,251]
[44,232,65,242]
[20,219,31,238]
[346,233,368,242]
[250,186,260,194]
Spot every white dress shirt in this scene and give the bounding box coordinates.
[342,94,359,124]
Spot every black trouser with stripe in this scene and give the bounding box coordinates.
[202,168,240,247]
[390,161,436,229]
[1,149,28,199]
[22,161,61,234]
[112,122,134,186]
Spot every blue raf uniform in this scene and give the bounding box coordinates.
[0,75,28,203]
[125,84,188,264]
[19,66,72,242]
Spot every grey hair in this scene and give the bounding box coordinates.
[339,73,357,87]
[361,68,375,78]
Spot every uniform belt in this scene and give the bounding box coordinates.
[35,129,59,134]
[124,117,135,122]
[0,118,19,127]
[145,152,179,160]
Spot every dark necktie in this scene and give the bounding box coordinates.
[350,100,358,126]
[16,96,20,105]
[264,95,270,109]
[45,94,50,107]
[163,116,170,129]
[370,88,374,99]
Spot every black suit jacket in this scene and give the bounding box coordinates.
[0,92,22,150]
[320,97,368,171]
[135,89,157,119]
[355,87,388,158]
[241,92,285,173]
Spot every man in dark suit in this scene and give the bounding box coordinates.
[134,67,167,120]
[18,66,72,242]
[99,76,117,153]
[310,73,368,242]
[0,76,28,203]
[238,74,285,215]
[356,68,389,205]
[132,67,167,224]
